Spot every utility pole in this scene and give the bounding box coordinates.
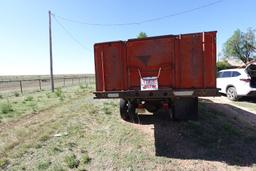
[49,10,54,92]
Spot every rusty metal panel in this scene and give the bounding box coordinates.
[94,31,217,94]
[126,36,174,89]
[177,33,204,89]
[94,41,126,91]
[203,32,217,88]
[94,44,104,91]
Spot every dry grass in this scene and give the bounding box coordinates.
[0,86,256,170]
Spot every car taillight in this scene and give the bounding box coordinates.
[240,78,251,82]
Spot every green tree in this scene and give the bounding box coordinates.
[137,32,147,39]
[223,28,256,63]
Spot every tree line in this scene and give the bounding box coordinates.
[223,27,256,63]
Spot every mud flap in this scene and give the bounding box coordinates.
[172,97,198,121]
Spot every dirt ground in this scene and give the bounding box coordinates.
[1,91,256,170]
[131,96,256,171]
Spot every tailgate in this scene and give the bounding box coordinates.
[126,36,175,90]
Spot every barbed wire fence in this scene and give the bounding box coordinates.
[0,76,95,97]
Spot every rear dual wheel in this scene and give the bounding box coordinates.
[120,99,129,121]
[120,99,138,123]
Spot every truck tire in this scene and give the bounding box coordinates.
[128,101,139,123]
[226,87,238,101]
[120,99,129,121]
[172,97,198,121]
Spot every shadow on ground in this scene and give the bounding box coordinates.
[238,96,256,103]
[220,93,256,103]
[137,99,256,166]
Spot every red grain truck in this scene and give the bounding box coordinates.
[94,31,219,122]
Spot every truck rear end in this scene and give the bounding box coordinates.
[94,31,218,121]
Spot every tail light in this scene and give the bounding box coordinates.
[240,78,251,82]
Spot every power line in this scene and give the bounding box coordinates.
[53,0,223,26]
[52,15,91,51]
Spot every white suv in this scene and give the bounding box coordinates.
[217,63,256,100]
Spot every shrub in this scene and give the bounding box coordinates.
[80,84,86,89]
[0,158,9,169]
[64,154,80,168]
[55,88,65,101]
[1,101,14,114]
[30,102,38,113]
[14,92,20,97]
[39,135,50,142]
[46,93,51,98]
[37,160,51,170]
[55,88,64,98]
[103,106,111,115]
[216,61,232,71]
[81,153,91,164]
[24,96,33,102]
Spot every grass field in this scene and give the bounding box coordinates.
[1,84,256,170]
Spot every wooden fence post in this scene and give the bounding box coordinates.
[39,79,42,91]
[19,80,23,94]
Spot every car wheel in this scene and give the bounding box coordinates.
[226,87,238,101]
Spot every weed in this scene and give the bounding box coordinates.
[0,158,9,169]
[14,92,20,97]
[49,146,63,155]
[64,154,80,168]
[68,142,77,148]
[35,144,42,149]
[55,88,65,101]
[1,100,14,114]
[90,107,98,115]
[59,96,65,101]
[37,160,51,170]
[46,92,52,98]
[29,102,38,113]
[109,101,117,107]
[80,84,86,89]
[103,104,112,115]
[81,153,91,164]
[0,95,3,99]
[24,96,33,102]
[55,88,63,97]
[39,135,50,142]
[51,164,65,171]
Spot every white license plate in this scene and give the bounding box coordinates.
[140,77,158,91]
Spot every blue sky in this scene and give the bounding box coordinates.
[0,0,255,75]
